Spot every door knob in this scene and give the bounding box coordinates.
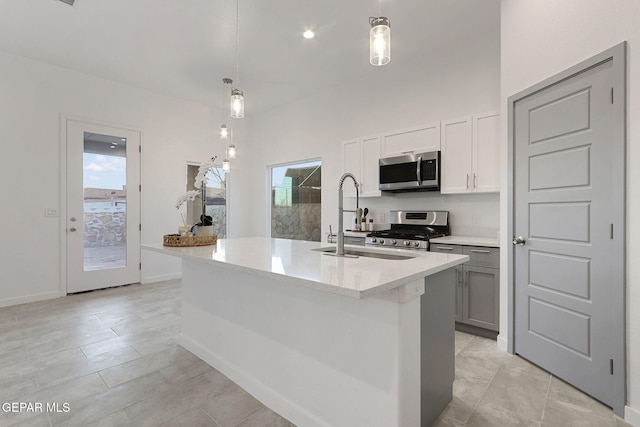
[70,217,77,222]
[512,236,526,246]
[69,227,77,232]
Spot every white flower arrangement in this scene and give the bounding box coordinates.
[174,190,200,210]
[194,157,217,189]
[175,156,218,210]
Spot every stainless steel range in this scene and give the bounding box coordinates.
[366,210,450,250]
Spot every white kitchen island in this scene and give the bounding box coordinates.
[143,237,468,427]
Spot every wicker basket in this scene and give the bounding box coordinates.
[163,234,217,247]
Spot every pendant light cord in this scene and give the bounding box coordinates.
[221,80,225,122]
[235,0,240,87]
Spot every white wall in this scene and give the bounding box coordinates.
[0,51,223,306]
[500,0,640,423]
[234,30,501,241]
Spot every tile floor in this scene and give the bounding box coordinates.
[0,280,632,427]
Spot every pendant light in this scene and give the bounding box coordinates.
[226,144,236,159]
[369,0,390,66]
[230,0,245,118]
[223,158,231,172]
[220,78,232,139]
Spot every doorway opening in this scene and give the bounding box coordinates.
[270,159,321,241]
[185,163,228,238]
[64,119,141,294]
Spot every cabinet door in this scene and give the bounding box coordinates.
[342,139,360,198]
[455,266,463,323]
[463,265,499,331]
[441,116,472,194]
[360,136,381,197]
[381,122,441,156]
[473,111,500,192]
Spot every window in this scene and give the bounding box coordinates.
[270,160,321,241]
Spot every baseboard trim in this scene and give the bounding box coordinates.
[496,334,508,352]
[179,334,328,427]
[625,405,640,427]
[141,272,181,284]
[0,290,63,308]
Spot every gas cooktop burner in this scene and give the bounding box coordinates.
[366,210,450,250]
[369,228,445,241]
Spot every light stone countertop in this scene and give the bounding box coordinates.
[143,237,468,299]
[430,235,500,248]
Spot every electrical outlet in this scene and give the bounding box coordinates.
[46,208,58,217]
[472,214,480,226]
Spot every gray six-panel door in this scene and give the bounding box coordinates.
[513,53,623,410]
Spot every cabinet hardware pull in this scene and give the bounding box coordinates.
[473,173,477,188]
[436,246,453,251]
[466,174,469,189]
[470,249,491,254]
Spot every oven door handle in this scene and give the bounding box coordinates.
[416,155,422,184]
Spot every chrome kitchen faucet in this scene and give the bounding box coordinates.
[335,172,360,257]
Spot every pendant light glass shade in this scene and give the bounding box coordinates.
[219,124,229,139]
[223,159,231,172]
[227,144,236,159]
[230,89,244,118]
[369,17,390,66]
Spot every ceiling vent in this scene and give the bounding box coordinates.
[58,0,75,5]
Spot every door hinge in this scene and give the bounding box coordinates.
[610,223,614,239]
[139,224,142,231]
[139,262,142,270]
[139,145,141,153]
[139,184,142,192]
[610,358,614,375]
[610,88,614,104]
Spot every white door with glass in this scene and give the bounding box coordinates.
[66,119,141,293]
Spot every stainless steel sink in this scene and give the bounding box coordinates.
[313,247,414,260]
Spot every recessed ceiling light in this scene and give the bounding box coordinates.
[303,30,315,39]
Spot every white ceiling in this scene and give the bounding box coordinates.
[0,0,499,114]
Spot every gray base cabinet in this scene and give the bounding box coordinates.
[431,243,500,333]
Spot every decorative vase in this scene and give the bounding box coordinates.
[194,225,214,236]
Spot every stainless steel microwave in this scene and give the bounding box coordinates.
[379,151,440,192]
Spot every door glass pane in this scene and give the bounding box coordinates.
[83,132,127,271]
[271,160,321,241]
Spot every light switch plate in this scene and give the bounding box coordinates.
[46,208,58,217]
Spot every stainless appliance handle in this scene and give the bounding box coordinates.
[416,155,422,184]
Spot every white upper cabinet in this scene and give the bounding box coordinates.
[441,116,473,193]
[381,122,441,157]
[473,111,501,192]
[341,135,381,198]
[441,111,500,194]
